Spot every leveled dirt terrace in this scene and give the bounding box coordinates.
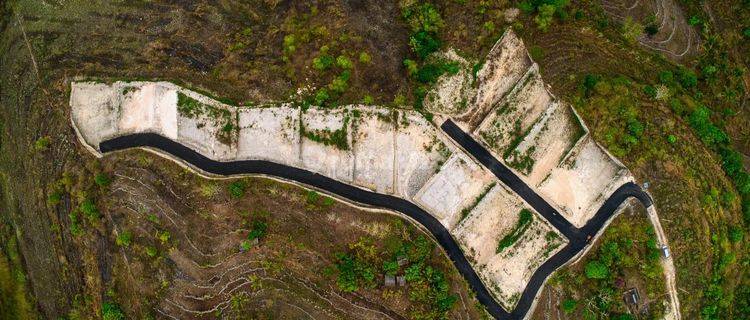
[453,184,567,309]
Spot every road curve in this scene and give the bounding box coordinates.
[441,120,653,317]
[98,121,653,320]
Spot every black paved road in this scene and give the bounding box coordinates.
[441,119,652,318]
[99,121,652,320]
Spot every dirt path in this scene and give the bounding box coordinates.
[646,205,682,320]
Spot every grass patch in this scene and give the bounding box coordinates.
[496,209,533,253]
[300,115,350,150]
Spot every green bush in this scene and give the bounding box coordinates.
[116,231,132,247]
[314,88,330,106]
[362,95,375,105]
[228,181,246,199]
[145,246,158,257]
[689,106,728,146]
[676,67,698,89]
[335,55,353,69]
[328,71,351,94]
[383,260,398,276]
[358,51,372,64]
[312,54,334,70]
[157,230,170,244]
[94,173,111,187]
[34,136,50,151]
[561,298,577,313]
[415,62,459,84]
[283,34,296,54]
[519,0,570,31]
[79,199,99,222]
[409,31,441,59]
[402,3,443,33]
[403,59,419,76]
[102,302,126,320]
[247,220,268,241]
[47,191,63,205]
[584,260,609,279]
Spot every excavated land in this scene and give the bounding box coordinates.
[70,30,640,312]
[453,184,566,310]
[71,81,452,201]
[423,50,476,115]
[70,79,570,310]
[413,153,495,230]
[458,31,533,130]
[454,31,635,228]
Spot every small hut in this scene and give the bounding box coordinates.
[397,275,406,287]
[384,275,396,287]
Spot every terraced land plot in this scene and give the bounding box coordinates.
[538,137,633,227]
[462,31,533,129]
[238,106,301,167]
[413,153,495,230]
[453,184,567,310]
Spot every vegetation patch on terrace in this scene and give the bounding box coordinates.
[177,92,237,144]
[497,208,534,253]
[300,114,351,151]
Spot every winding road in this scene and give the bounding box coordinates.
[98,120,655,320]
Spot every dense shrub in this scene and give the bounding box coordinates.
[409,31,441,59]
[102,302,126,320]
[94,173,111,187]
[115,231,132,247]
[518,0,570,31]
[247,220,268,241]
[584,260,609,279]
[228,181,246,199]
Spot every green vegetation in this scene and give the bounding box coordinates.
[518,0,570,31]
[574,75,645,158]
[399,1,463,111]
[115,231,132,247]
[145,246,158,258]
[176,92,236,143]
[561,298,577,314]
[358,51,372,64]
[176,92,205,118]
[0,235,37,320]
[247,220,268,241]
[300,115,350,150]
[496,209,533,253]
[79,198,100,223]
[94,173,111,187]
[101,301,126,320]
[551,215,665,318]
[156,230,170,244]
[228,181,246,199]
[506,147,536,174]
[584,260,609,279]
[333,223,458,319]
[312,54,335,71]
[33,136,50,151]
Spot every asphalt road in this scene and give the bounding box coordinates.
[99,121,652,320]
[441,119,652,318]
